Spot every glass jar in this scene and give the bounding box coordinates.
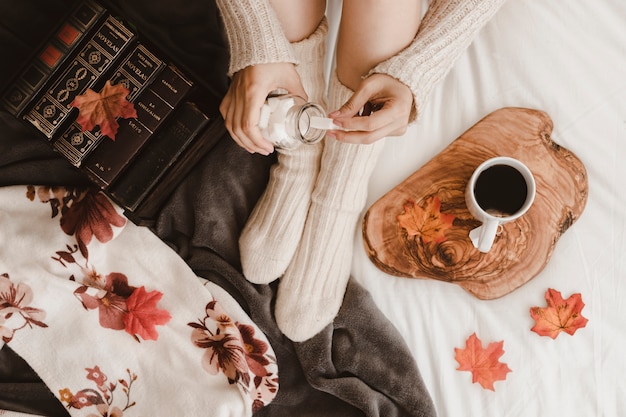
[259,94,327,149]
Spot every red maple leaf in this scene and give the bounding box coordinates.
[123,286,171,341]
[71,80,137,140]
[530,288,588,339]
[455,333,512,391]
[397,196,455,243]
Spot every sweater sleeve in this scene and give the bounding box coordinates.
[370,0,508,120]
[215,0,296,76]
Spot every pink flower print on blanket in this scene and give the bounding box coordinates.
[0,273,48,343]
[59,366,138,415]
[189,300,278,413]
[27,185,126,257]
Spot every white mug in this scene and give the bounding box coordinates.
[465,156,536,253]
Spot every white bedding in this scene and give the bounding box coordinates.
[338,1,626,416]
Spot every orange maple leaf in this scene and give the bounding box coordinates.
[123,286,171,341]
[455,333,512,391]
[530,288,588,339]
[397,196,455,243]
[71,80,137,140]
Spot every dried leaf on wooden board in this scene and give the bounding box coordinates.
[397,196,455,243]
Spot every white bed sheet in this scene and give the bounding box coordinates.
[338,1,626,416]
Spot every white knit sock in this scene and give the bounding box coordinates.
[275,73,385,341]
[239,19,328,284]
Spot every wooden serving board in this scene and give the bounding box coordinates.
[362,107,588,299]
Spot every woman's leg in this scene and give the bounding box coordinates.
[270,0,326,42]
[276,0,421,341]
[238,0,328,284]
[336,0,422,90]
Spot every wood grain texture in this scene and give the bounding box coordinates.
[363,108,588,299]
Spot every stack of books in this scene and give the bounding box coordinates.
[0,0,225,224]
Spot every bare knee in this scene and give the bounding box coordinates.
[336,0,421,89]
[270,0,326,42]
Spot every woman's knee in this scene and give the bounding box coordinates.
[270,0,326,42]
[336,0,421,89]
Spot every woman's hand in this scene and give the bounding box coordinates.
[328,73,414,144]
[220,62,308,155]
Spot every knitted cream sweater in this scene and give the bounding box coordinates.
[215,0,507,117]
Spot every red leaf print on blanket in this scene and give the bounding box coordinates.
[124,286,171,341]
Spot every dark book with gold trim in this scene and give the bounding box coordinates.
[23,14,137,139]
[53,42,166,166]
[82,64,193,188]
[0,0,106,116]
[108,101,211,214]
[121,115,226,225]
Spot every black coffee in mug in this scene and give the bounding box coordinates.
[473,164,528,217]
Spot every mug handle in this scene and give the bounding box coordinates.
[469,219,500,253]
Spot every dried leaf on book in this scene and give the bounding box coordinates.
[71,80,137,140]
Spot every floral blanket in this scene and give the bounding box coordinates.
[0,185,277,416]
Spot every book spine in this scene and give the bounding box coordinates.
[82,64,193,188]
[0,0,106,116]
[52,43,166,166]
[108,101,210,211]
[126,117,227,224]
[23,14,136,139]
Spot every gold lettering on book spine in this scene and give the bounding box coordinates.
[161,80,178,94]
[95,31,120,53]
[137,101,162,122]
[126,61,148,81]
